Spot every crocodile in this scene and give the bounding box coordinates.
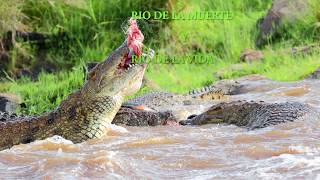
[123,77,244,111]
[112,107,176,126]
[111,92,216,126]
[179,100,320,129]
[0,19,152,151]
[111,78,244,126]
[124,90,222,110]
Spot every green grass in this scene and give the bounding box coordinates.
[5,50,319,115]
[0,0,25,36]
[1,0,320,115]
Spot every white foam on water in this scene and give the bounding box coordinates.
[45,135,74,145]
[244,151,320,179]
[108,124,129,133]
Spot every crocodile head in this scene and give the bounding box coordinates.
[57,19,153,141]
[82,41,152,99]
[180,101,264,126]
[60,40,154,142]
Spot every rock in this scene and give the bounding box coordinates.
[0,93,22,114]
[305,68,320,79]
[0,52,10,75]
[12,60,57,80]
[0,111,18,122]
[14,69,33,79]
[256,0,308,47]
[240,49,264,62]
[29,61,57,79]
[287,44,320,56]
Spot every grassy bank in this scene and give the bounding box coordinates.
[0,0,320,115]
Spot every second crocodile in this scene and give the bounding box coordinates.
[179,100,320,130]
[113,87,227,126]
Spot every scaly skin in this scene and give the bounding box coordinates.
[114,80,243,126]
[188,79,242,96]
[0,39,152,151]
[112,107,175,126]
[114,86,229,126]
[180,100,320,129]
[123,88,225,112]
[125,78,242,112]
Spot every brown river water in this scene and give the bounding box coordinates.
[1,76,320,179]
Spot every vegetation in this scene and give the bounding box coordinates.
[0,0,319,115]
[0,0,25,36]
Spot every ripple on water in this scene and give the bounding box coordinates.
[239,145,301,159]
[124,137,180,148]
[0,122,319,179]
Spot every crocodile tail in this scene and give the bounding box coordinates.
[188,86,224,100]
[0,112,59,150]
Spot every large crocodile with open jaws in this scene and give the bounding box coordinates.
[0,19,152,151]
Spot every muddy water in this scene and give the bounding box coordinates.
[1,76,320,179]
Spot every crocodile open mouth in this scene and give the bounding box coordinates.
[117,47,153,74]
[117,50,137,72]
